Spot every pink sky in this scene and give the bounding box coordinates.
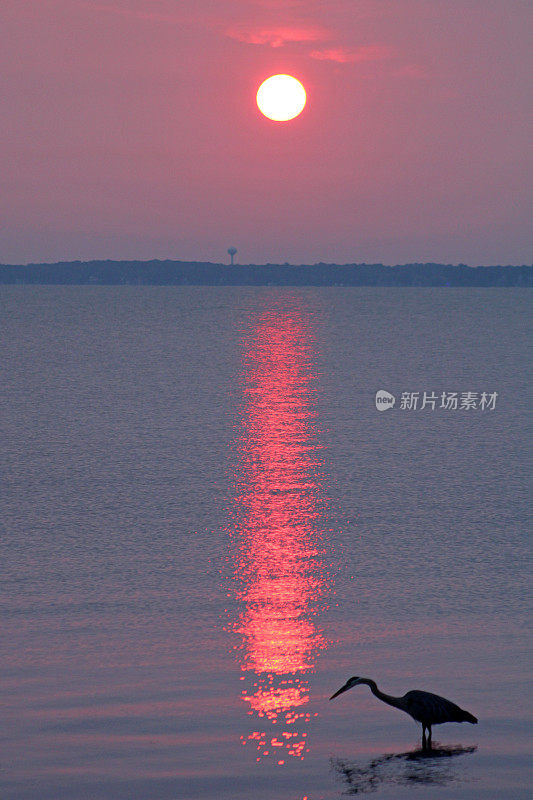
[2,0,531,265]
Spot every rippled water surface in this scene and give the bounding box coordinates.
[1,287,531,799]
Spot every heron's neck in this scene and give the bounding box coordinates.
[359,679,405,711]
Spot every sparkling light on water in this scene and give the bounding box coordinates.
[228,303,332,763]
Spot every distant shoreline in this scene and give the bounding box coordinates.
[0,260,531,287]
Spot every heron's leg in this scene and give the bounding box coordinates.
[427,726,432,750]
[422,726,427,750]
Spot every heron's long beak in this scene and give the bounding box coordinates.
[329,683,350,701]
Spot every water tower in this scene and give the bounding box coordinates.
[227,247,237,265]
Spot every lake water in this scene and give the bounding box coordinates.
[1,287,531,800]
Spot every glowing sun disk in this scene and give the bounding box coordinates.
[256,75,306,122]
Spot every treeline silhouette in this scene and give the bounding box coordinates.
[0,261,531,286]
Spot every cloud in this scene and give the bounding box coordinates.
[309,44,392,64]
[224,15,394,67]
[226,24,329,48]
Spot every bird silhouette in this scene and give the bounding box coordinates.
[330,677,477,749]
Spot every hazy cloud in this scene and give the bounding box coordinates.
[309,44,392,63]
[226,23,330,48]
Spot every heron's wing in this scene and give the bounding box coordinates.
[404,690,474,725]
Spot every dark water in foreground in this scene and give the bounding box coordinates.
[1,287,531,799]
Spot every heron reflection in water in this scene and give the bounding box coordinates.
[330,677,477,750]
[333,744,477,794]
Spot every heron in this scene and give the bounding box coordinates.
[330,676,477,749]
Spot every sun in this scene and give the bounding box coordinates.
[256,75,306,122]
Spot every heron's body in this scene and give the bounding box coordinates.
[330,677,477,749]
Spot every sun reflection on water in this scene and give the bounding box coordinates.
[228,302,332,764]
